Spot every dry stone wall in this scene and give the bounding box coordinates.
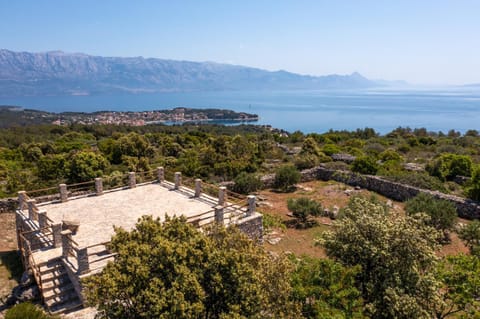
[258,165,480,220]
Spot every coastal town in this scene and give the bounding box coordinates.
[0,106,259,127]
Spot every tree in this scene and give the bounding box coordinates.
[274,165,301,192]
[66,151,109,183]
[287,197,322,228]
[83,216,300,319]
[321,197,440,319]
[434,254,480,318]
[404,193,457,242]
[351,156,378,175]
[291,256,365,319]
[458,220,480,256]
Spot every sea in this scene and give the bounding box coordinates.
[1,87,480,135]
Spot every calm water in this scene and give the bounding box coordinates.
[1,88,480,134]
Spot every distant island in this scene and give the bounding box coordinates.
[0,106,258,128]
[0,49,400,97]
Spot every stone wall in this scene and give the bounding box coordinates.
[236,213,263,243]
[0,197,17,213]
[256,165,480,220]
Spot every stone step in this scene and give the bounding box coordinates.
[49,298,83,315]
[42,274,70,290]
[43,283,75,302]
[40,268,67,282]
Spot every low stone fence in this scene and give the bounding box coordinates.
[0,197,17,213]
[259,165,480,220]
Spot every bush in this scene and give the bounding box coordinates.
[405,193,457,241]
[322,144,341,156]
[232,172,263,195]
[5,303,57,319]
[287,197,322,228]
[274,165,301,192]
[351,156,378,175]
[466,165,480,201]
[383,172,447,192]
[458,221,480,256]
[426,153,473,181]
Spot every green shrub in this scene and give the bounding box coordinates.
[322,144,341,156]
[351,156,379,175]
[458,220,480,256]
[6,303,57,319]
[232,172,263,195]
[274,165,301,192]
[426,153,473,181]
[287,197,322,228]
[383,172,447,192]
[379,149,403,162]
[466,165,480,201]
[405,193,457,241]
[262,213,286,232]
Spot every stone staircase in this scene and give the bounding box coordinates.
[37,258,83,315]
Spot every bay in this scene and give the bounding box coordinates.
[1,88,480,134]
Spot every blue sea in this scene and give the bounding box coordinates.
[1,88,480,134]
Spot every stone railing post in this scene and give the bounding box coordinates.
[174,172,182,190]
[27,199,37,221]
[128,172,136,188]
[52,223,63,248]
[95,178,103,196]
[37,210,48,229]
[59,184,68,202]
[218,187,227,206]
[157,167,164,183]
[247,195,256,216]
[215,205,224,224]
[194,179,202,197]
[61,230,72,258]
[77,247,90,275]
[17,191,27,210]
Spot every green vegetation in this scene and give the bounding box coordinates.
[5,302,58,319]
[458,220,480,256]
[321,196,440,319]
[232,172,263,194]
[405,193,457,241]
[84,216,300,318]
[287,197,322,228]
[274,165,301,192]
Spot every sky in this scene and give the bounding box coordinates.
[0,1,479,85]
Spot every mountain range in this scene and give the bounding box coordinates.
[0,49,393,97]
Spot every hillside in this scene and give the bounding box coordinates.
[0,49,381,96]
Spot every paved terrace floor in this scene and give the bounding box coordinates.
[37,183,216,247]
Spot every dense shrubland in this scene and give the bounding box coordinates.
[2,123,480,200]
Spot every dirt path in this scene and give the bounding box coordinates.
[0,213,22,306]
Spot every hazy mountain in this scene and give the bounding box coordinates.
[0,49,384,96]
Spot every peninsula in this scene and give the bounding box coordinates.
[0,106,258,127]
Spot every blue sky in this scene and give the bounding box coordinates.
[1,1,479,85]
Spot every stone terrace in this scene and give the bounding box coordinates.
[15,168,262,316]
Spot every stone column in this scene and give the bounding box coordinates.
[95,178,103,195]
[27,199,36,221]
[218,187,227,206]
[37,210,48,229]
[52,223,63,248]
[215,205,224,224]
[59,184,68,202]
[247,195,256,216]
[77,247,90,275]
[157,167,165,183]
[194,179,202,197]
[17,191,27,210]
[61,230,72,258]
[174,172,182,190]
[128,172,136,188]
